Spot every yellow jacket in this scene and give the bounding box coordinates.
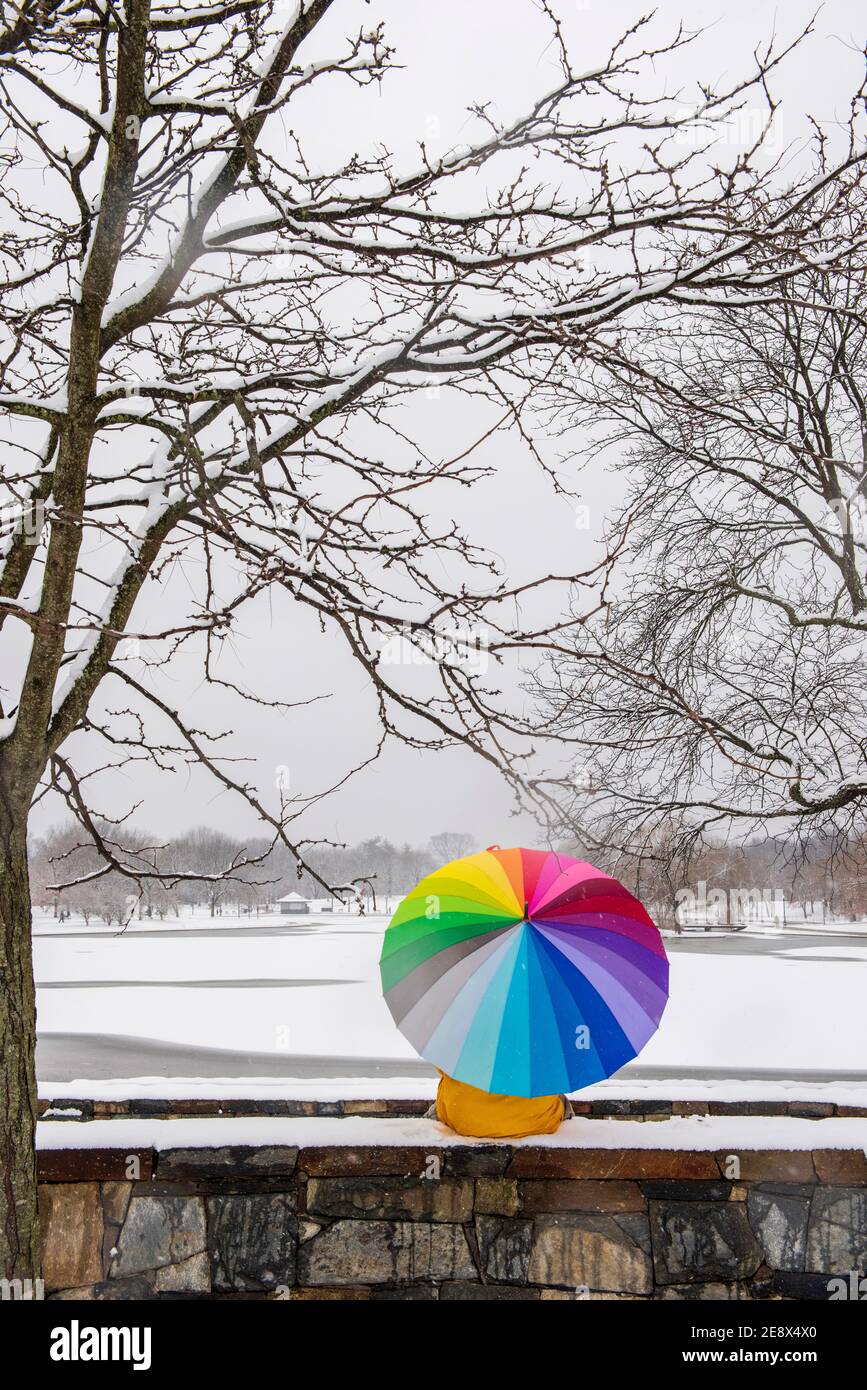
[435,1071,566,1139]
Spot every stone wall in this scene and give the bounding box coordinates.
[37,1140,867,1300]
[38,1096,865,1120]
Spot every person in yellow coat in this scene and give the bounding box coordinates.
[432,1069,570,1139]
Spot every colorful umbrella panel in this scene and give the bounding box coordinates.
[380,847,669,1098]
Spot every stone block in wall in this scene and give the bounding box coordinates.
[289,1285,372,1300]
[508,1149,719,1180]
[757,1270,841,1300]
[101,1181,133,1274]
[289,1284,438,1300]
[157,1146,298,1180]
[639,1181,732,1202]
[306,1175,473,1223]
[101,1181,133,1229]
[475,1216,533,1284]
[806,1187,867,1275]
[38,1148,153,1182]
[590,1100,633,1116]
[111,1195,206,1278]
[246,1100,333,1117]
[175,1100,317,1118]
[39,1183,104,1292]
[721,1151,816,1183]
[474,1178,520,1216]
[365,1284,442,1300]
[441,1281,540,1300]
[746,1185,811,1272]
[656,1282,752,1300]
[48,1277,157,1300]
[153,1252,211,1293]
[442,1146,513,1177]
[649,1200,763,1285]
[207,1193,297,1293]
[297,1146,431,1177]
[811,1150,867,1184]
[745,1103,792,1116]
[40,1100,94,1121]
[166,1099,233,1116]
[527,1213,653,1294]
[518,1179,645,1214]
[297,1219,477,1286]
[629,1102,673,1118]
[540,1288,648,1300]
[617,1210,653,1256]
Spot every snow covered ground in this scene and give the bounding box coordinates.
[33,908,867,1105]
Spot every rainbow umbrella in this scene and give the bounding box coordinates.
[380,847,669,1098]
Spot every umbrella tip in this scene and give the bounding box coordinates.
[523,900,529,920]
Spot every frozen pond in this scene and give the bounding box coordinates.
[33,909,867,1104]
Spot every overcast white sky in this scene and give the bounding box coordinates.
[26,0,867,852]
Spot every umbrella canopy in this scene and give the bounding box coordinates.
[380,847,669,1098]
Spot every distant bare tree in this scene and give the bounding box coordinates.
[428,831,475,863]
[0,0,863,1276]
[173,827,254,915]
[31,818,157,924]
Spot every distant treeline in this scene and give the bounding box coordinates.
[28,826,477,923]
[27,822,867,927]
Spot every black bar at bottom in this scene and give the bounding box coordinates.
[6,1293,864,1377]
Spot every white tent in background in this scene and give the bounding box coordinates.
[276,891,310,915]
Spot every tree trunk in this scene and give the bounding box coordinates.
[0,809,40,1280]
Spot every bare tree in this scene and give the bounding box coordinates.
[428,830,475,863]
[173,827,254,915]
[534,178,867,866]
[0,0,861,1276]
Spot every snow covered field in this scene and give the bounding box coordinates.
[33,908,867,1105]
